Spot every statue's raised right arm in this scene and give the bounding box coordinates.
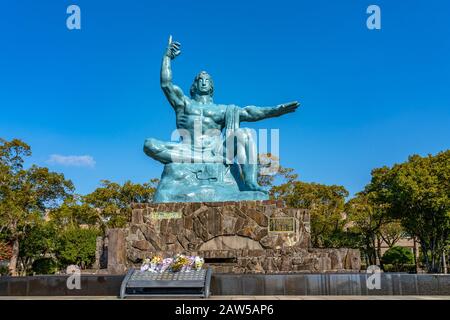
[161,36,186,109]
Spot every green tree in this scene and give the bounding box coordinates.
[271,180,349,247]
[49,196,99,229]
[381,246,414,271]
[257,154,298,189]
[379,220,404,248]
[365,150,450,273]
[83,179,157,229]
[345,192,388,265]
[258,161,352,248]
[18,222,58,275]
[0,241,12,262]
[56,227,100,269]
[0,138,73,275]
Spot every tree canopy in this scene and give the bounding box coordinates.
[0,138,74,275]
[83,179,157,229]
[364,150,450,272]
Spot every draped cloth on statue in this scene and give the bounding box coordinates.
[225,104,240,131]
[223,105,240,165]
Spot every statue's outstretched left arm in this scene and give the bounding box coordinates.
[239,101,299,122]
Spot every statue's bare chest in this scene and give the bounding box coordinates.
[176,103,225,128]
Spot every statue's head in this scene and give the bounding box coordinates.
[190,71,214,99]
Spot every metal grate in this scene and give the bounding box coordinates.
[120,268,212,298]
[129,269,207,282]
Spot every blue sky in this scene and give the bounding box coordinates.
[1,0,449,197]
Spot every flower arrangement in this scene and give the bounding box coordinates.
[160,258,173,272]
[151,255,163,265]
[140,258,151,272]
[170,254,190,272]
[194,256,204,270]
[140,254,204,273]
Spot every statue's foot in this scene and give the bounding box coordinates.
[244,181,268,193]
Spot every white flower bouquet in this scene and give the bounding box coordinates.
[140,254,205,273]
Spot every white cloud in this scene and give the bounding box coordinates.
[47,154,96,168]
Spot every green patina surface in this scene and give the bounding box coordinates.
[143,36,299,203]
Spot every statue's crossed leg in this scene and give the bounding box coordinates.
[144,128,265,192]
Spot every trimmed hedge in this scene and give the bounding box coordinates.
[383,263,416,273]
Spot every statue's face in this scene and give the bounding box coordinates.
[196,74,212,95]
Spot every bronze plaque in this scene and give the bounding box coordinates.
[269,217,295,232]
[150,211,182,220]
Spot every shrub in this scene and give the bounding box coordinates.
[0,263,9,276]
[383,263,415,273]
[402,263,417,273]
[382,246,414,272]
[56,227,100,269]
[31,258,59,275]
[19,223,58,274]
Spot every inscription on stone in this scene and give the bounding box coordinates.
[269,217,295,232]
[150,211,182,220]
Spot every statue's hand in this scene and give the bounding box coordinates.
[276,101,300,115]
[165,35,181,60]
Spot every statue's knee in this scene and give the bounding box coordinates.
[237,128,256,144]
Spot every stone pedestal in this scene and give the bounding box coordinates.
[123,201,360,273]
[107,229,127,274]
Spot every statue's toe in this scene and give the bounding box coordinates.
[246,182,268,193]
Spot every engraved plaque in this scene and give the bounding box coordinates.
[269,217,295,232]
[150,211,182,220]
